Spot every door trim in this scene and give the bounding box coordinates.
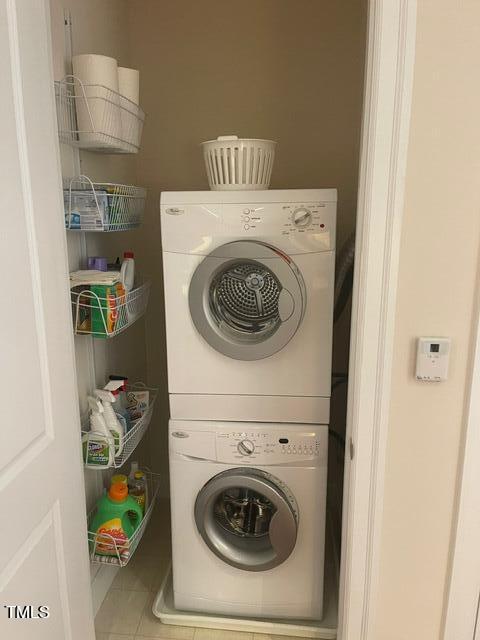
[442,286,480,639]
[338,2,417,639]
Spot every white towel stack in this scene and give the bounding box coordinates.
[70,270,121,288]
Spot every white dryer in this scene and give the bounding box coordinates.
[169,419,328,620]
[160,189,336,424]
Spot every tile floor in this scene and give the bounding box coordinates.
[95,501,304,640]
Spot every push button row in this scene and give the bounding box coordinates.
[281,446,315,455]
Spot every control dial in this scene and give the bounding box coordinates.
[237,439,255,456]
[292,207,312,227]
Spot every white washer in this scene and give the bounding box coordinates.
[169,420,328,621]
[160,189,336,424]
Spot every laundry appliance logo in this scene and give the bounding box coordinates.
[3,605,50,619]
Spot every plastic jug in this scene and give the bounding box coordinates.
[90,482,143,560]
[129,470,148,514]
[120,251,135,292]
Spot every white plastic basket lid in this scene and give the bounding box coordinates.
[201,135,277,145]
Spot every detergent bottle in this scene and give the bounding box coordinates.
[90,482,143,560]
[120,251,135,292]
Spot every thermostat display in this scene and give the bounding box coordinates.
[415,337,451,381]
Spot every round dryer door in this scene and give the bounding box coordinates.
[194,468,299,572]
[189,240,306,360]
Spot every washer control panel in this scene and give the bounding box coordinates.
[216,429,323,464]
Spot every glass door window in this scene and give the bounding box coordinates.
[195,468,298,572]
[189,241,306,361]
[209,261,282,344]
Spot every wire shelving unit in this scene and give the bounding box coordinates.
[82,383,158,469]
[64,175,146,232]
[87,470,160,567]
[71,279,150,338]
[55,76,145,153]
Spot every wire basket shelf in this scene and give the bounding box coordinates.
[88,470,160,567]
[55,76,145,153]
[64,175,146,232]
[71,279,150,338]
[82,383,158,469]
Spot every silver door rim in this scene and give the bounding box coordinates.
[189,241,306,361]
[194,468,298,572]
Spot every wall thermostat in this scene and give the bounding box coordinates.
[415,337,451,381]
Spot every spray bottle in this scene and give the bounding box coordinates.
[105,377,132,432]
[94,389,125,457]
[82,397,115,467]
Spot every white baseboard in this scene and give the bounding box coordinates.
[91,564,119,616]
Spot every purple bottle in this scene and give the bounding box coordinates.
[94,257,108,272]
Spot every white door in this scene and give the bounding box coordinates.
[0,1,94,639]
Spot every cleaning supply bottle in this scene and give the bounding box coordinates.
[129,470,148,515]
[94,389,125,457]
[90,482,143,560]
[82,397,115,467]
[128,461,139,483]
[120,251,135,292]
[108,374,130,408]
[111,473,128,487]
[105,377,132,432]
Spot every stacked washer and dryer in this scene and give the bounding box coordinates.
[160,188,336,621]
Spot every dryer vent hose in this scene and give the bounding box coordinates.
[334,233,355,323]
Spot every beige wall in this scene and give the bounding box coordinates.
[129,0,366,244]
[373,3,480,639]
[128,0,367,492]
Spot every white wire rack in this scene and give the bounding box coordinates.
[55,76,145,153]
[64,175,146,232]
[88,470,160,567]
[71,279,150,338]
[82,383,158,469]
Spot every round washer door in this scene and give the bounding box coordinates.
[194,467,299,572]
[189,241,306,361]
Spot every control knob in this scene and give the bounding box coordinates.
[292,207,312,227]
[237,439,255,456]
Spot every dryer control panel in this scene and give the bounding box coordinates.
[215,428,326,464]
[238,202,329,237]
[160,189,336,256]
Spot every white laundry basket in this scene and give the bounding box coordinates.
[202,136,276,191]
